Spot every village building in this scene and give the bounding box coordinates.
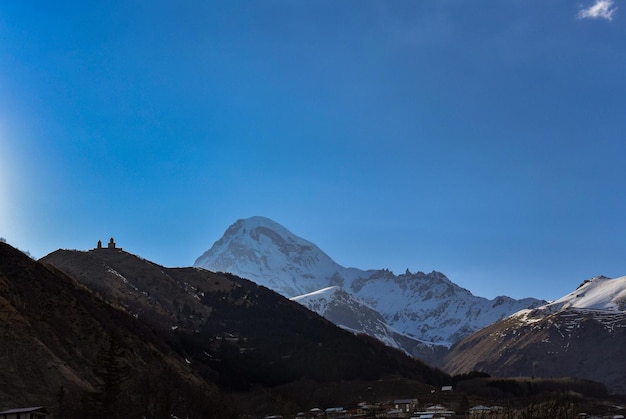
[324,407,346,419]
[468,405,503,416]
[0,406,50,419]
[412,404,455,418]
[394,399,419,414]
[95,237,122,251]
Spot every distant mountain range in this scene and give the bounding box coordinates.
[194,216,543,359]
[194,217,626,393]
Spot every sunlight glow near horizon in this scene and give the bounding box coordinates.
[0,119,28,244]
[0,122,11,237]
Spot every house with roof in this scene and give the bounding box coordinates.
[394,398,418,414]
[468,405,503,416]
[412,404,455,418]
[0,406,50,419]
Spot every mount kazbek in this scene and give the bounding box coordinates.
[194,216,543,361]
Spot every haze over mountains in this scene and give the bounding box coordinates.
[194,216,543,355]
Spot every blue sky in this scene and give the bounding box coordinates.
[1,1,624,300]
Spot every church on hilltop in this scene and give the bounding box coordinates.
[96,237,122,251]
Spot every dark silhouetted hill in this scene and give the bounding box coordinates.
[41,246,450,414]
[0,242,229,418]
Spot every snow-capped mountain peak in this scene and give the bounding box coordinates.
[194,216,342,297]
[195,216,542,352]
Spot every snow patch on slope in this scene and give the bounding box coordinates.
[291,286,341,315]
[510,276,626,328]
[551,275,626,311]
[291,286,442,354]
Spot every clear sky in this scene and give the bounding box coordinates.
[1,1,624,301]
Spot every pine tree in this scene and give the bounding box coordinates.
[93,335,130,418]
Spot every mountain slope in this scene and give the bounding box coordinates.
[42,245,450,414]
[194,216,543,348]
[548,275,626,311]
[291,287,447,364]
[195,217,346,297]
[0,242,225,417]
[442,275,626,393]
